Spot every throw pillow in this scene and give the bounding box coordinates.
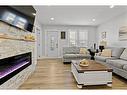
[101,49,112,57]
[120,48,127,61]
[79,48,88,55]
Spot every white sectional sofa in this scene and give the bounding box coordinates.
[95,47,127,79]
[63,47,91,63]
[95,47,124,65]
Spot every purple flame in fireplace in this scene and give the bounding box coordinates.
[0,52,31,85]
[0,60,29,79]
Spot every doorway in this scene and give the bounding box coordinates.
[47,31,58,58]
[36,27,41,59]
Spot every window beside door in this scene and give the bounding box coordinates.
[69,31,76,46]
[78,31,88,47]
[69,30,88,47]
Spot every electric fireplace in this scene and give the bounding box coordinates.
[0,52,31,85]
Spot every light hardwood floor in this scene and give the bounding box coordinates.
[19,59,127,89]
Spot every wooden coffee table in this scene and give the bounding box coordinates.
[71,60,113,88]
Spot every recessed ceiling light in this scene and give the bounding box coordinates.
[110,5,114,8]
[50,17,54,21]
[92,19,96,21]
[32,13,36,16]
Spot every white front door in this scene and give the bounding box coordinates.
[47,31,58,57]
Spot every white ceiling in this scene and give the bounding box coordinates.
[34,6,127,26]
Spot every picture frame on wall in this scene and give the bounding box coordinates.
[61,31,66,39]
[101,31,106,40]
[119,26,127,40]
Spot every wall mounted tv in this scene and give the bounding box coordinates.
[0,6,36,32]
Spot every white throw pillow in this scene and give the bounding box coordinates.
[79,48,88,55]
[101,49,112,57]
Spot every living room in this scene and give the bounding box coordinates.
[0,3,127,93]
[20,6,127,89]
[35,6,127,58]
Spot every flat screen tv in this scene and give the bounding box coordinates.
[0,6,36,32]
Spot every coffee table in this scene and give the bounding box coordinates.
[71,60,113,88]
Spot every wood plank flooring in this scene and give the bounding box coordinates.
[19,59,127,89]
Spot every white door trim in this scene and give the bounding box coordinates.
[35,26,42,59]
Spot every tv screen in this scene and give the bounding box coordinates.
[0,6,36,32]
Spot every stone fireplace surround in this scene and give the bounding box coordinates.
[0,21,36,89]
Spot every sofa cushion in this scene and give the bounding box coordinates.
[63,47,79,54]
[123,65,127,71]
[65,51,79,54]
[76,54,90,58]
[63,54,77,58]
[106,59,127,69]
[107,47,124,58]
[120,48,127,61]
[95,56,111,62]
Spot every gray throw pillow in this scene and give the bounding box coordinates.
[107,47,124,58]
[120,48,127,60]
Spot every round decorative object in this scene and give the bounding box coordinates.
[79,59,89,67]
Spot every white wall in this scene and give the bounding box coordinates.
[42,25,97,58]
[97,12,127,47]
